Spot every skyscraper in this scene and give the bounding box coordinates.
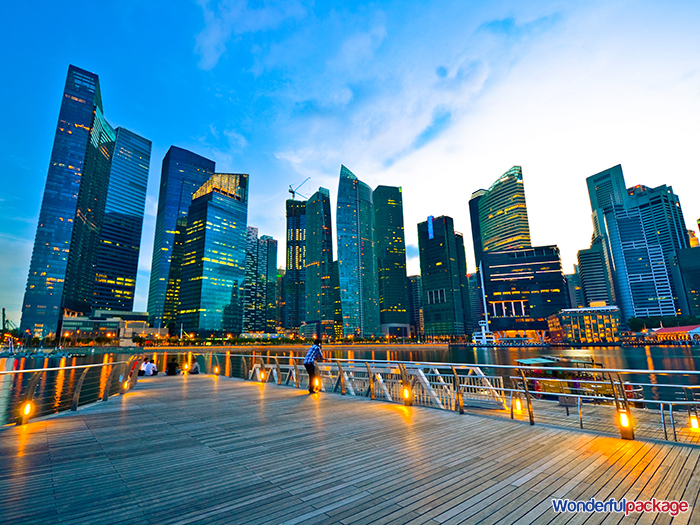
[337,165,380,338]
[406,275,423,338]
[178,173,249,335]
[577,242,615,307]
[148,146,215,329]
[243,227,278,333]
[304,188,338,339]
[473,166,532,255]
[468,189,486,268]
[284,199,306,331]
[373,186,410,337]
[21,65,151,338]
[417,216,470,337]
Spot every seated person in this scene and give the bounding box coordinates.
[144,359,158,376]
[138,357,148,376]
[190,360,200,374]
[166,358,180,376]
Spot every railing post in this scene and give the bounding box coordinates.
[273,358,282,385]
[660,403,668,441]
[398,364,412,406]
[241,355,249,379]
[102,362,120,401]
[365,362,375,399]
[509,391,514,419]
[578,397,583,429]
[335,360,346,395]
[15,371,43,425]
[451,366,464,414]
[518,369,535,426]
[670,403,677,442]
[293,358,300,388]
[71,367,91,411]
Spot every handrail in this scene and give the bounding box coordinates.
[0,361,131,375]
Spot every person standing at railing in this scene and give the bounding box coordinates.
[303,339,324,394]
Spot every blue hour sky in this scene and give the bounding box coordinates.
[2,0,700,325]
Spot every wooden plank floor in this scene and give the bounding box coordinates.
[0,375,698,525]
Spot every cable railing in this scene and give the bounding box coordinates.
[0,356,143,426]
[142,351,700,445]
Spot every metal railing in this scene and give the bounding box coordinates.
[1,355,142,425]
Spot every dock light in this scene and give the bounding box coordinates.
[260,371,265,381]
[403,387,410,400]
[123,381,129,390]
[617,409,635,440]
[402,385,412,406]
[690,414,699,430]
[214,366,219,375]
[314,377,320,389]
[23,402,32,416]
[514,398,522,412]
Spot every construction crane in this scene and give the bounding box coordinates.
[289,177,310,200]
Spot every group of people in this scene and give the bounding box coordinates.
[140,357,200,376]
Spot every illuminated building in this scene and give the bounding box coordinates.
[177,173,249,335]
[576,243,615,307]
[481,246,568,339]
[417,216,470,337]
[243,227,278,333]
[471,166,532,256]
[21,65,151,338]
[564,266,585,308]
[284,199,306,330]
[148,146,214,329]
[672,247,700,317]
[304,188,339,339]
[547,307,621,344]
[337,166,380,337]
[688,230,698,248]
[407,275,423,338]
[373,186,410,337]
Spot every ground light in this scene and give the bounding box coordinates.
[260,371,265,381]
[514,398,522,412]
[617,409,634,440]
[214,366,219,375]
[403,385,412,406]
[690,414,699,430]
[314,377,320,390]
[23,402,32,416]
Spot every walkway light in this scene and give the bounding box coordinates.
[617,409,634,440]
[23,402,32,416]
[403,384,412,406]
[690,414,699,430]
[514,398,522,412]
[314,377,320,389]
[260,371,265,381]
[123,381,129,391]
[214,366,219,375]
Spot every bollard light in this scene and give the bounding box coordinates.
[403,384,412,406]
[690,414,699,430]
[260,371,265,381]
[514,398,522,412]
[23,402,32,416]
[617,409,634,440]
[214,366,219,375]
[403,387,410,400]
[314,377,320,389]
[123,381,129,391]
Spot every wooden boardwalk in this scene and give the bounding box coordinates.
[1,375,699,525]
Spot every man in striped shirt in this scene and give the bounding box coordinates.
[303,339,324,394]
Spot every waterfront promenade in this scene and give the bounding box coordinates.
[1,374,698,524]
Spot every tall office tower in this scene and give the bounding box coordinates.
[178,174,249,335]
[671,247,700,316]
[284,199,306,330]
[373,186,410,337]
[276,268,285,332]
[305,188,338,338]
[689,230,699,248]
[21,65,151,338]
[564,266,585,308]
[91,128,151,311]
[417,216,470,337]
[481,246,568,338]
[406,275,423,338]
[148,146,215,329]
[243,227,278,333]
[587,165,628,216]
[605,204,676,320]
[468,273,483,329]
[474,166,532,254]
[577,243,615,307]
[337,165,380,337]
[468,189,486,268]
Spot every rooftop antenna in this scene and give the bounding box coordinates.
[289,177,310,200]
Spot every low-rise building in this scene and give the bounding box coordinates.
[653,325,700,343]
[547,306,621,344]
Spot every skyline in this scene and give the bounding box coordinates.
[2,1,700,326]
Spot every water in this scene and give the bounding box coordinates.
[3,344,699,425]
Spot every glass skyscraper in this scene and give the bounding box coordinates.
[284,199,306,331]
[147,146,215,329]
[21,65,151,338]
[373,186,410,336]
[243,227,278,333]
[178,173,249,335]
[337,165,380,338]
[471,166,532,255]
[417,216,470,337]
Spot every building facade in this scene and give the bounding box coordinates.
[417,216,470,337]
[21,65,151,338]
[336,166,380,338]
[243,227,278,333]
[178,173,249,335]
[373,186,410,337]
[481,246,568,337]
[284,199,306,331]
[406,275,423,338]
[547,306,621,344]
[148,146,215,329]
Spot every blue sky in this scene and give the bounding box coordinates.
[2,0,700,325]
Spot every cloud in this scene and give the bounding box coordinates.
[195,0,309,70]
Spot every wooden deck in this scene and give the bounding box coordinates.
[1,375,699,525]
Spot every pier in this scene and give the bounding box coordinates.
[1,374,698,524]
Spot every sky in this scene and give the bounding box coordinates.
[1,0,699,327]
